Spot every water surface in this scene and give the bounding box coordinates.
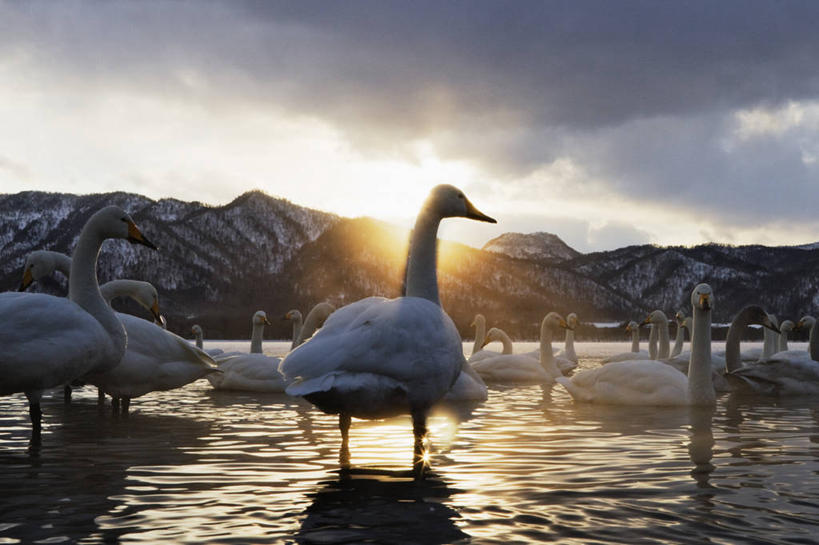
[1,341,817,544]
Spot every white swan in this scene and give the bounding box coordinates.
[643,310,671,360]
[287,302,336,349]
[209,310,287,392]
[471,313,569,384]
[722,305,780,375]
[727,315,819,396]
[280,184,496,475]
[670,310,687,358]
[601,321,650,364]
[468,326,514,363]
[1,206,156,435]
[777,320,795,353]
[554,312,579,363]
[469,313,486,357]
[556,284,717,406]
[760,314,780,360]
[191,324,224,356]
[20,252,220,412]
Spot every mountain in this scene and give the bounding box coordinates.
[2,190,818,340]
[483,232,580,262]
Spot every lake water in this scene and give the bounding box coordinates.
[1,341,818,544]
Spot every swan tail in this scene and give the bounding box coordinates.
[555,376,584,401]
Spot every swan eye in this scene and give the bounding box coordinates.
[457,193,464,199]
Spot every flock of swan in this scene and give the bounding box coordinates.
[2,185,819,476]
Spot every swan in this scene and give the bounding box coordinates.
[287,302,336,349]
[670,310,687,358]
[777,320,795,353]
[727,315,819,396]
[280,184,496,476]
[471,313,570,384]
[469,326,514,364]
[208,310,287,392]
[469,314,486,357]
[643,310,671,360]
[191,324,224,356]
[554,312,579,363]
[556,283,717,406]
[19,252,220,412]
[722,306,780,375]
[601,321,650,364]
[0,206,156,435]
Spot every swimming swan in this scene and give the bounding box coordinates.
[191,324,225,356]
[556,284,717,406]
[1,206,156,435]
[209,310,286,392]
[280,184,496,476]
[601,321,650,364]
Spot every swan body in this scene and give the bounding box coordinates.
[280,184,496,475]
[1,206,156,433]
[602,321,650,364]
[557,284,716,406]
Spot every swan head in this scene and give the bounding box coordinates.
[683,316,693,330]
[737,305,779,332]
[797,315,816,331]
[481,327,505,347]
[640,310,669,327]
[19,250,61,291]
[192,324,203,336]
[424,185,496,223]
[253,310,272,326]
[674,309,686,325]
[779,320,795,334]
[91,205,158,250]
[129,280,162,323]
[566,313,579,329]
[284,309,302,322]
[691,283,713,312]
[470,314,486,329]
[309,302,336,322]
[542,312,570,331]
[625,320,639,333]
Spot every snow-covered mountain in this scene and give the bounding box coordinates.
[483,232,581,262]
[2,190,818,339]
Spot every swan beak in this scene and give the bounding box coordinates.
[559,319,570,330]
[764,316,780,334]
[639,316,651,326]
[150,300,162,323]
[127,221,158,250]
[699,294,711,311]
[19,268,33,291]
[625,324,632,333]
[263,316,272,326]
[155,315,167,328]
[464,198,497,223]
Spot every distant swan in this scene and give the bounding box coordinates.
[670,310,688,358]
[469,326,514,364]
[554,312,579,363]
[727,315,819,396]
[601,321,650,364]
[556,284,717,406]
[286,302,336,349]
[777,320,795,353]
[471,313,570,384]
[1,206,156,435]
[209,311,286,392]
[191,324,224,356]
[280,184,496,476]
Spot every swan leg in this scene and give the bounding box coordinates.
[339,413,351,469]
[412,410,429,479]
[97,388,105,405]
[111,397,120,415]
[63,384,72,403]
[122,396,131,415]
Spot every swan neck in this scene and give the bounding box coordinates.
[539,323,560,376]
[658,319,670,359]
[631,328,640,352]
[688,306,715,405]
[53,252,72,278]
[68,219,125,354]
[471,319,486,355]
[671,323,685,357]
[250,323,265,354]
[290,315,303,350]
[724,310,750,373]
[195,333,203,350]
[564,328,576,361]
[498,331,514,354]
[778,330,789,353]
[648,325,658,360]
[404,211,441,305]
[297,311,325,347]
[762,327,777,359]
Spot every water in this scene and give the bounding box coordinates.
[2,341,818,544]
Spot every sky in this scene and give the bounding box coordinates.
[2,1,819,252]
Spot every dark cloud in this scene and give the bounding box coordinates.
[3,1,819,239]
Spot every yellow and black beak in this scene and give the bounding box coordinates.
[698,294,711,311]
[559,319,571,330]
[764,316,780,334]
[625,324,633,333]
[19,267,33,292]
[263,316,272,326]
[127,220,158,250]
[464,197,497,224]
[639,316,651,326]
[150,300,162,323]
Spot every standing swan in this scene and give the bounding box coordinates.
[556,284,716,406]
[280,185,496,476]
[0,206,156,436]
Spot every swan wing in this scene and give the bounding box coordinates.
[558,360,688,405]
[209,353,285,392]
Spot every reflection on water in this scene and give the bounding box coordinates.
[1,342,818,544]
